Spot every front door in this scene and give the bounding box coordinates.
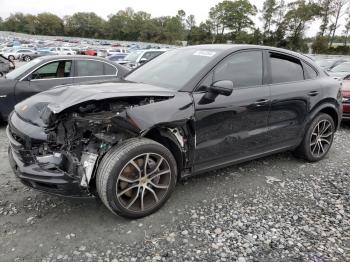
[193,50,271,172]
[15,60,73,104]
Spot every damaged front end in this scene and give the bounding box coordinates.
[7,86,194,197]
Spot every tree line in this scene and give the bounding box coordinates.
[0,0,350,54]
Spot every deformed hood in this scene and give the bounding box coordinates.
[14,81,189,127]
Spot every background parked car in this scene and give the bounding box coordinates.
[106,53,128,62]
[49,47,76,55]
[106,48,129,56]
[0,55,130,120]
[97,49,108,57]
[315,58,349,70]
[20,50,58,61]
[0,55,15,77]
[341,80,350,120]
[80,49,97,56]
[327,62,350,80]
[3,48,36,61]
[116,49,166,68]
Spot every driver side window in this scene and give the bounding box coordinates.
[213,51,263,88]
[30,60,72,80]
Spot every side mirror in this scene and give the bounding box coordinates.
[139,58,148,64]
[199,80,234,105]
[209,80,234,96]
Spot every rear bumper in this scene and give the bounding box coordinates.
[342,104,350,120]
[6,116,89,197]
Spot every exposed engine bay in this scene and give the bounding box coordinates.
[33,97,169,191]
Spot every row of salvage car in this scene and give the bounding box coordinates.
[2,45,344,218]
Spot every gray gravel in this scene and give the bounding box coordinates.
[0,123,349,261]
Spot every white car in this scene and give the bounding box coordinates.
[2,49,36,61]
[116,49,166,69]
[106,48,129,56]
[49,47,76,55]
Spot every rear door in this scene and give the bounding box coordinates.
[14,60,73,103]
[73,59,118,83]
[266,51,321,148]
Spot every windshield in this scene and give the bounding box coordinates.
[124,51,143,62]
[125,48,220,90]
[330,62,350,72]
[5,58,42,79]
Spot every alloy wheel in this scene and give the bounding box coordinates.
[310,119,333,157]
[116,153,172,213]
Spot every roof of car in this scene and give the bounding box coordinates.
[37,55,115,61]
[182,44,315,63]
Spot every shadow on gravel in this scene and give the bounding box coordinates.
[340,121,350,130]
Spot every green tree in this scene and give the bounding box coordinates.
[343,8,350,45]
[312,36,329,53]
[209,0,257,42]
[328,0,348,47]
[36,13,63,36]
[23,14,38,34]
[2,13,27,32]
[186,14,196,42]
[283,0,321,51]
[318,0,334,37]
[274,0,288,45]
[261,0,279,44]
[65,12,106,38]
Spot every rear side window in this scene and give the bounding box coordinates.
[213,50,263,88]
[76,60,104,76]
[104,63,117,75]
[270,53,304,84]
[303,62,318,79]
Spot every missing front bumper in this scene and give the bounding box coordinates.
[7,128,90,197]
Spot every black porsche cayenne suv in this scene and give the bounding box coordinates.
[7,45,342,218]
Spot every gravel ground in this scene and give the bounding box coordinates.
[0,122,349,262]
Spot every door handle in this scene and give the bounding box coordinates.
[308,91,319,96]
[254,99,270,106]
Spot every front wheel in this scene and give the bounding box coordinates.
[96,138,177,218]
[294,113,335,162]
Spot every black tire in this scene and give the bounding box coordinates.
[0,72,3,77]
[8,55,15,61]
[23,55,31,62]
[294,113,335,162]
[96,138,177,218]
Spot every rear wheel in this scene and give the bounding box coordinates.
[294,113,335,162]
[8,55,15,61]
[23,55,31,62]
[96,138,177,218]
[0,72,3,77]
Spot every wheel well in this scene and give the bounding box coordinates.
[143,128,184,176]
[319,107,339,130]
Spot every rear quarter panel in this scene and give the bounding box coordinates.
[307,76,342,128]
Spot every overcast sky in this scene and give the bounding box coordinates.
[0,0,343,37]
